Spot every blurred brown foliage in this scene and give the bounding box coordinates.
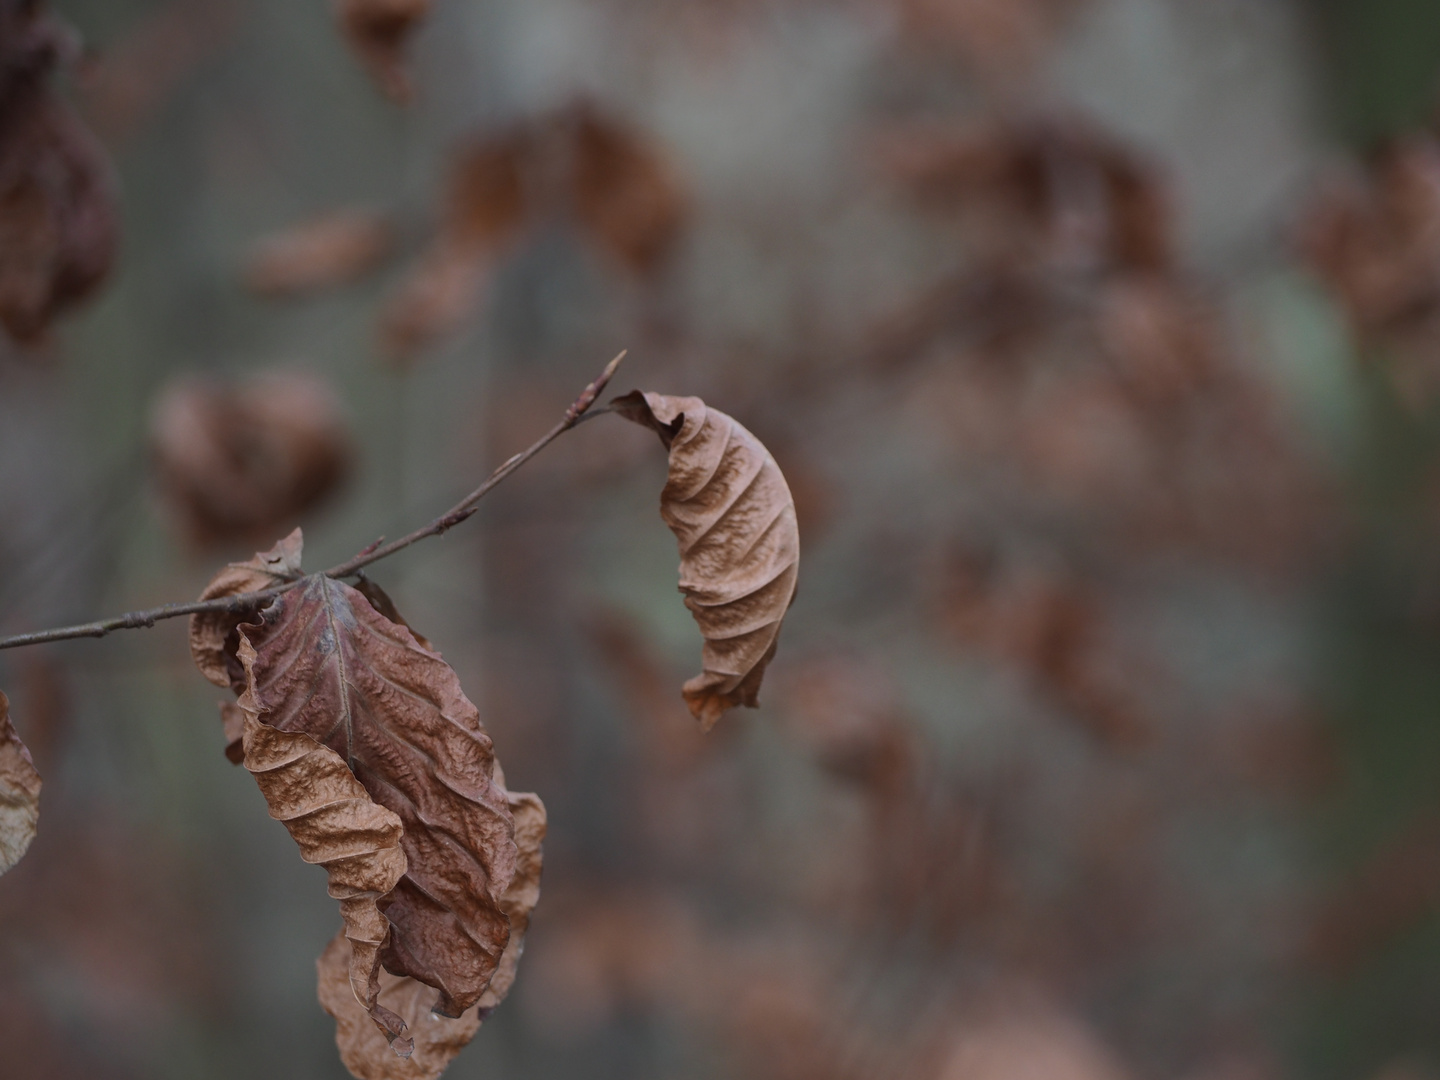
[5,0,1438,1078]
[149,370,353,548]
[0,0,115,348]
[382,101,685,360]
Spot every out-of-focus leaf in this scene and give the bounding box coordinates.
[381,102,684,361]
[378,128,529,361]
[238,573,519,1017]
[0,691,40,875]
[243,207,393,298]
[0,12,116,347]
[887,117,1170,276]
[936,1010,1132,1080]
[569,103,686,274]
[334,0,430,102]
[1301,134,1440,336]
[233,685,412,1054]
[379,244,493,361]
[614,391,799,730]
[150,371,352,547]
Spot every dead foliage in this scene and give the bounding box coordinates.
[615,391,800,729]
[190,531,544,1077]
[0,691,40,875]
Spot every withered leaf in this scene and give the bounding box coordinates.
[615,391,799,730]
[189,527,305,692]
[476,777,546,1013]
[0,691,40,875]
[317,771,545,1080]
[335,0,431,102]
[318,929,478,1080]
[239,573,519,1018]
[234,693,412,1053]
[150,371,352,547]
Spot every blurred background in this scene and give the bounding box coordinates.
[4,0,1440,1077]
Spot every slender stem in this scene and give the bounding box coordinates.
[0,350,627,652]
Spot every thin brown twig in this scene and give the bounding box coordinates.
[0,350,627,652]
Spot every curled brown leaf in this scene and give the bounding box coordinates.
[239,573,519,1017]
[318,930,478,1080]
[614,391,799,730]
[235,681,412,1054]
[477,778,546,1013]
[317,769,545,1080]
[189,527,304,692]
[0,691,41,875]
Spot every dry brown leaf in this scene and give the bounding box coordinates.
[476,777,546,1013]
[615,391,799,730]
[318,929,479,1080]
[234,682,412,1053]
[150,370,352,547]
[316,765,544,1080]
[189,527,304,691]
[243,207,393,298]
[334,0,430,102]
[352,576,435,652]
[0,691,41,875]
[238,573,519,1017]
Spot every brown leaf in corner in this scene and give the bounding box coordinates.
[239,573,519,1018]
[235,696,412,1053]
[317,771,545,1080]
[615,392,799,730]
[335,0,431,102]
[0,691,40,875]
